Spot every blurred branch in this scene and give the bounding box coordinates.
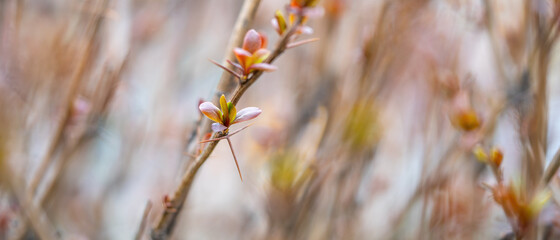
[1,133,59,239]
[543,148,560,184]
[6,175,59,240]
[38,55,129,208]
[135,201,153,240]
[28,0,108,197]
[482,0,512,85]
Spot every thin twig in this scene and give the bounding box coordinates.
[1,159,59,240]
[28,0,108,196]
[286,38,320,49]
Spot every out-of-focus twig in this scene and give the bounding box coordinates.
[543,148,560,184]
[0,130,58,240]
[135,201,153,240]
[482,0,513,86]
[28,0,108,197]
[38,55,129,207]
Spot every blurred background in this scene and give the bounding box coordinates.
[2,0,560,239]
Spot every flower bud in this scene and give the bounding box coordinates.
[490,147,503,167]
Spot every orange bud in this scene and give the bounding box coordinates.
[451,109,480,132]
[490,147,503,167]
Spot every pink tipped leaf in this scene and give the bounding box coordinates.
[242,29,262,53]
[233,107,262,124]
[298,25,314,35]
[249,63,277,72]
[199,102,222,123]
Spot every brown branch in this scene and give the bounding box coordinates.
[151,5,309,240]
[150,131,225,239]
[150,1,262,237]
[151,1,263,236]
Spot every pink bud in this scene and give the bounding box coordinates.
[242,29,262,53]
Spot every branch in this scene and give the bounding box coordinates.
[151,3,309,240]
[29,0,108,196]
[150,131,226,239]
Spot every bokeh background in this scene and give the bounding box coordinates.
[2,0,560,239]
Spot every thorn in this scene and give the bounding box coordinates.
[209,59,242,79]
[287,38,320,49]
[226,138,243,181]
[226,59,244,72]
[199,124,253,143]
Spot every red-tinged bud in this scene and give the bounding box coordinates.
[490,147,503,167]
[234,30,275,76]
[242,29,266,54]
